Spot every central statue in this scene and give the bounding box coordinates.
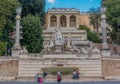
[54,27,64,53]
[54,28,64,46]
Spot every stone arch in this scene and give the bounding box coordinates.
[60,15,67,27]
[70,15,76,27]
[50,15,57,27]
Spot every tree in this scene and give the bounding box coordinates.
[18,0,45,25]
[89,7,101,32]
[78,25,101,43]
[102,0,120,45]
[0,42,6,56]
[21,15,43,53]
[0,0,19,36]
[0,0,19,55]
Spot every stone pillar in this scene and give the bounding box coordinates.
[48,14,50,28]
[67,15,70,28]
[57,15,60,28]
[101,7,110,57]
[76,14,79,28]
[101,7,109,49]
[15,16,20,46]
[12,7,22,57]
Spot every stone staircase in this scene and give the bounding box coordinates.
[76,59,102,76]
[18,57,102,79]
[18,59,44,77]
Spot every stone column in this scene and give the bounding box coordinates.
[76,14,79,28]
[13,7,22,50]
[12,7,22,57]
[57,15,60,28]
[67,15,70,28]
[101,7,109,49]
[101,7,110,57]
[48,14,50,28]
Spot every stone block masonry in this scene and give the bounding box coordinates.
[18,57,102,77]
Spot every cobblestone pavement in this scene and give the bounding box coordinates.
[0,81,120,84]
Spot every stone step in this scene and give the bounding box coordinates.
[18,59,102,77]
[16,75,104,81]
[19,61,101,64]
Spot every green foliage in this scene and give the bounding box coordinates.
[0,42,6,56]
[42,67,78,75]
[0,0,19,36]
[78,25,101,43]
[0,0,19,55]
[103,0,120,45]
[18,0,45,25]
[89,7,101,32]
[21,15,43,53]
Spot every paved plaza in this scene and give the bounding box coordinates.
[0,81,120,84]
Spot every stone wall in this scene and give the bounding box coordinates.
[0,60,18,77]
[91,43,120,55]
[1,58,120,78]
[102,59,120,76]
[45,12,93,30]
[79,14,93,30]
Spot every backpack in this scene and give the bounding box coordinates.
[39,78,43,83]
[57,76,61,81]
[37,77,40,83]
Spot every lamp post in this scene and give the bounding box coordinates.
[13,7,22,49]
[101,7,109,49]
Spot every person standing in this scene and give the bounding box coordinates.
[72,70,76,79]
[38,77,43,84]
[42,71,48,79]
[34,73,40,84]
[57,74,61,84]
[57,71,62,84]
[76,70,79,79]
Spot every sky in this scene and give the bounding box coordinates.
[45,0,102,12]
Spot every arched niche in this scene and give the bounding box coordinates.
[60,15,67,27]
[70,15,76,27]
[50,15,57,27]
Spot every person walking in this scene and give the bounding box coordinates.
[57,71,62,84]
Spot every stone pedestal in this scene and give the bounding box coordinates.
[12,43,21,57]
[55,46,62,53]
[12,49,21,57]
[102,50,110,56]
[19,46,28,58]
[102,43,110,57]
